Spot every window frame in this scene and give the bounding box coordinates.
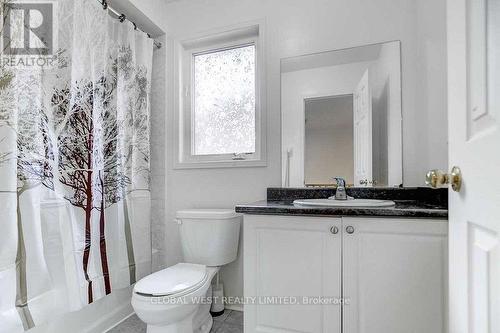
[175,25,266,169]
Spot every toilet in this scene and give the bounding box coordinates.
[132,209,242,333]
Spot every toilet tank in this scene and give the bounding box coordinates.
[176,209,242,267]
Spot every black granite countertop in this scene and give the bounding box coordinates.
[235,187,448,219]
[235,200,448,218]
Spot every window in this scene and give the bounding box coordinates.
[193,44,256,155]
[175,24,265,168]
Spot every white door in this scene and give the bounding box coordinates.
[447,0,500,332]
[353,70,372,186]
[342,218,448,333]
[244,215,342,333]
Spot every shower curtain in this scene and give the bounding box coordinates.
[0,0,153,331]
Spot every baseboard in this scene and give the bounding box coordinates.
[224,304,243,312]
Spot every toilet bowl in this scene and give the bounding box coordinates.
[132,264,218,333]
[132,209,241,333]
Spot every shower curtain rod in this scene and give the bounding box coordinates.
[98,0,162,49]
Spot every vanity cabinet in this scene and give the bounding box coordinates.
[244,215,342,333]
[244,215,448,333]
[342,217,448,333]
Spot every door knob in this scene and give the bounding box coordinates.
[425,166,462,192]
[346,226,355,234]
[330,226,339,234]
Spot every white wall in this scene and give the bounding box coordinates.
[282,61,372,187]
[369,42,402,185]
[150,37,168,272]
[157,0,448,308]
[411,0,448,185]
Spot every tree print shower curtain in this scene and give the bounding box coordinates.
[0,0,153,331]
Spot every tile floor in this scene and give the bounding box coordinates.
[107,309,243,333]
[211,310,243,333]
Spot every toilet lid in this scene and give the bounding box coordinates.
[134,263,207,296]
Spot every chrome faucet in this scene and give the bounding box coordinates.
[333,177,347,200]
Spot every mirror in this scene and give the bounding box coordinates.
[281,41,403,187]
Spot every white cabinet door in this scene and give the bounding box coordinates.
[244,215,342,333]
[342,218,448,333]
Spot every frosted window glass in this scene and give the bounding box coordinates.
[193,44,256,155]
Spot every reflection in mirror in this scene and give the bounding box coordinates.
[281,41,403,187]
[304,95,354,186]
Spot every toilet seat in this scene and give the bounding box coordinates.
[134,263,208,297]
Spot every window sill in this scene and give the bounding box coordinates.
[173,159,267,170]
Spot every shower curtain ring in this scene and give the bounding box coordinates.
[119,14,126,23]
[133,22,137,30]
[102,0,107,9]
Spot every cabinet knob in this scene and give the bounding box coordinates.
[346,226,355,234]
[330,226,339,234]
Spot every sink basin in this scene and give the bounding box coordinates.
[293,198,396,208]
